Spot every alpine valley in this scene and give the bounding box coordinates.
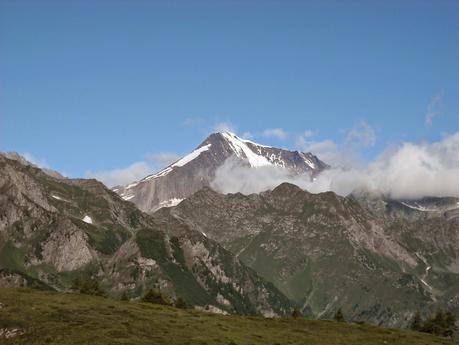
[1,132,459,329]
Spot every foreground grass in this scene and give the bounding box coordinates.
[0,288,456,345]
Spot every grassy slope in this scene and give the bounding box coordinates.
[0,289,455,345]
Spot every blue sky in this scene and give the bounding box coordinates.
[1,0,458,185]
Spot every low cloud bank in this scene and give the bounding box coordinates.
[85,152,180,187]
[85,161,153,188]
[211,157,312,195]
[211,132,459,199]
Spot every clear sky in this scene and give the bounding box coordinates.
[1,0,458,185]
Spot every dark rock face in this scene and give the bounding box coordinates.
[166,184,459,327]
[114,132,327,213]
[0,153,294,316]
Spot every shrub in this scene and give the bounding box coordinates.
[420,309,457,337]
[142,289,171,306]
[71,277,106,297]
[410,311,423,331]
[291,308,302,318]
[334,308,345,322]
[175,297,187,309]
[443,311,457,337]
[120,291,129,301]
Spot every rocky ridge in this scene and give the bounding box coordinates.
[166,183,459,326]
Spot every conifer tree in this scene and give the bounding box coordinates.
[334,308,345,322]
[142,288,171,305]
[421,309,458,337]
[175,297,188,309]
[291,308,301,318]
[410,311,423,331]
[120,291,129,301]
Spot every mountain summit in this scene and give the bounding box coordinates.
[114,132,328,213]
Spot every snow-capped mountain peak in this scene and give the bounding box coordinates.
[114,131,328,212]
[219,131,272,148]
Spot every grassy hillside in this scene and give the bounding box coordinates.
[0,289,455,345]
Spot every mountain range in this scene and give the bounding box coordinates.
[1,132,459,328]
[167,184,459,326]
[0,153,293,316]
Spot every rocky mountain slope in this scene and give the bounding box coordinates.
[0,153,294,316]
[114,131,327,213]
[166,184,459,327]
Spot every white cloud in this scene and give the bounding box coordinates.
[212,131,459,199]
[211,154,362,196]
[296,121,375,168]
[85,162,153,188]
[301,130,315,139]
[22,152,50,169]
[364,132,459,198]
[213,121,237,133]
[182,117,205,127]
[296,121,376,168]
[242,131,254,140]
[144,152,180,167]
[211,156,307,195]
[262,128,288,140]
[300,139,341,163]
[309,133,459,199]
[295,130,315,149]
[85,151,180,187]
[345,120,376,148]
[425,93,442,127]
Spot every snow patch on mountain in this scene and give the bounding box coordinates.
[420,278,433,290]
[143,167,173,181]
[51,195,63,201]
[142,144,212,182]
[158,198,184,208]
[126,182,139,189]
[172,144,212,168]
[82,215,93,224]
[51,194,70,203]
[300,152,317,169]
[401,202,436,212]
[242,138,272,148]
[221,132,271,167]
